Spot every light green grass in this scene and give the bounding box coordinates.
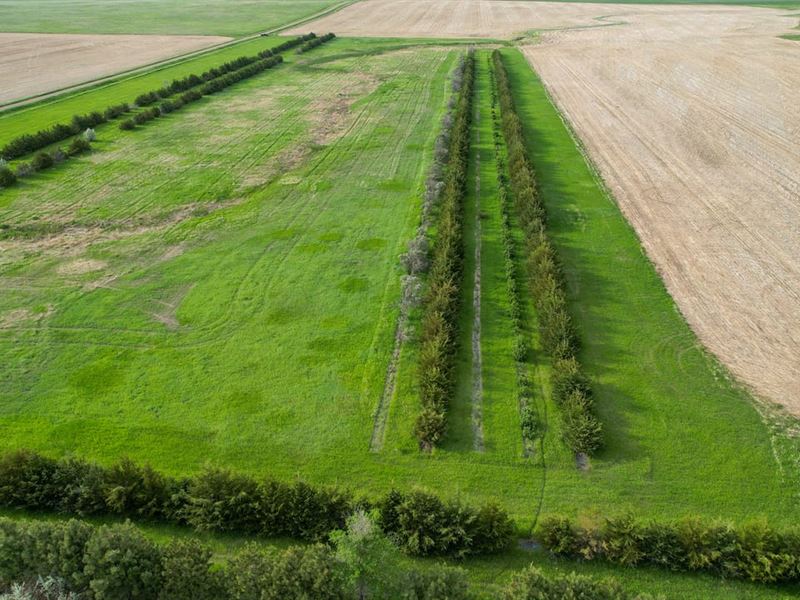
[0,0,343,36]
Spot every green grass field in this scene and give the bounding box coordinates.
[0,0,346,36]
[2,31,800,599]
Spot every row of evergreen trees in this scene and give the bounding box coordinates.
[540,514,800,584]
[415,51,476,450]
[0,450,513,558]
[491,50,603,456]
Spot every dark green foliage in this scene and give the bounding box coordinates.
[83,522,163,600]
[119,119,136,131]
[158,539,223,600]
[539,515,800,583]
[0,451,511,558]
[103,103,130,120]
[492,50,602,456]
[501,566,638,600]
[226,543,347,600]
[0,166,17,188]
[103,457,173,519]
[31,151,54,171]
[379,489,513,558]
[416,51,475,450]
[296,32,336,53]
[67,137,91,156]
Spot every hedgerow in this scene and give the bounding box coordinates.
[0,450,513,558]
[415,51,476,450]
[539,515,800,583]
[296,32,336,54]
[0,35,317,163]
[0,515,657,599]
[492,50,602,456]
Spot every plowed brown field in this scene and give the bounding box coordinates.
[297,0,800,415]
[0,32,230,104]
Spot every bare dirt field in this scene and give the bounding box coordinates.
[523,7,800,415]
[297,0,800,415]
[0,32,230,104]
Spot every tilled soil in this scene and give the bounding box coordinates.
[0,32,230,104]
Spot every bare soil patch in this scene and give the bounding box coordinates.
[0,32,230,104]
[522,6,800,414]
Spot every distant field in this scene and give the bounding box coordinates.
[288,0,797,38]
[0,0,344,37]
[0,32,231,105]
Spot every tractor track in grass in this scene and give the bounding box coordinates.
[0,49,446,357]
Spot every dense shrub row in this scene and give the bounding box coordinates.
[0,515,651,599]
[0,450,513,557]
[540,515,800,584]
[502,565,653,600]
[0,133,93,190]
[415,51,476,450]
[0,516,470,599]
[0,108,124,161]
[400,56,471,332]
[296,32,336,53]
[488,59,541,447]
[0,34,318,163]
[491,51,602,456]
[119,56,283,130]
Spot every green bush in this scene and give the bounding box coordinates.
[501,566,641,600]
[158,539,223,600]
[67,137,91,156]
[539,514,800,583]
[0,166,17,188]
[83,522,163,600]
[31,152,54,171]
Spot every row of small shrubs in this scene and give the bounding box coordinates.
[119,56,283,131]
[296,32,336,53]
[0,132,93,190]
[0,106,126,161]
[400,55,472,340]
[0,34,319,162]
[0,450,513,557]
[0,516,467,600]
[487,60,540,447]
[491,50,602,456]
[415,51,476,450]
[539,514,800,584]
[129,33,316,107]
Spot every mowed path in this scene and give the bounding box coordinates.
[298,0,800,415]
[0,32,230,104]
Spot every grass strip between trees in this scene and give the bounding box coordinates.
[491,50,602,458]
[415,50,476,451]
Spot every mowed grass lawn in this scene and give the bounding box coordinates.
[0,0,344,37]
